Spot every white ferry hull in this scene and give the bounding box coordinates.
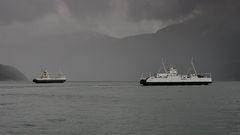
[140,79,212,86]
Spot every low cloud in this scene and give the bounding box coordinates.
[0,0,58,24]
[0,0,240,37]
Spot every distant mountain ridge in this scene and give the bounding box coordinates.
[3,13,240,81]
[0,64,27,81]
[113,13,240,80]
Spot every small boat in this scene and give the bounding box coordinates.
[33,70,66,83]
[140,58,212,86]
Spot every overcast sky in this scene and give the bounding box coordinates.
[0,0,238,38]
[0,0,240,80]
[0,0,239,39]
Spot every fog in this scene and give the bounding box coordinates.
[0,0,240,81]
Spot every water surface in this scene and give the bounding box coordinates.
[0,81,240,135]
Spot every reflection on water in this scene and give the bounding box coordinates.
[0,81,240,135]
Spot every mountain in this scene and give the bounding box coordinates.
[2,13,240,81]
[0,64,28,81]
[111,13,240,81]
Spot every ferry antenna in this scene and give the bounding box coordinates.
[191,57,197,75]
[162,58,167,73]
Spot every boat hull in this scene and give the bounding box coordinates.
[33,79,66,83]
[140,79,212,86]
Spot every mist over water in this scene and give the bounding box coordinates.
[0,81,240,135]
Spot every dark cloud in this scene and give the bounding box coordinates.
[127,0,240,22]
[0,0,57,24]
[63,0,112,19]
[127,0,198,21]
[0,0,239,26]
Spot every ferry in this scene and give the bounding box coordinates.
[33,70,66,83]
[140,59,212,86]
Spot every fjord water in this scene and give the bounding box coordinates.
[0,82,240,135]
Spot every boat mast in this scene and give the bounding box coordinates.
[191,57,197,75]
[162,58,167,73]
